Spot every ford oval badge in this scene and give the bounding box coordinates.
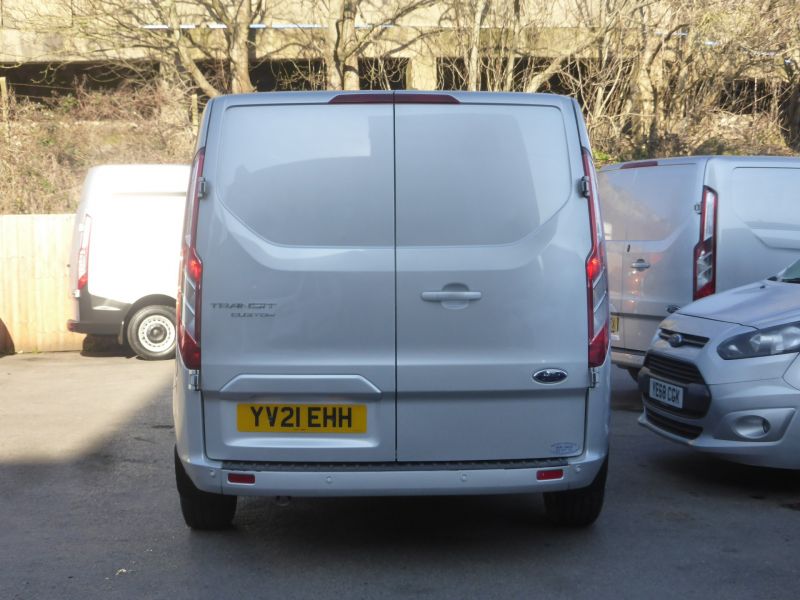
[533,368,568,384]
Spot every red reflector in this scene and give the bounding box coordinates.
[227,473,255,485]
[536,469,564,481]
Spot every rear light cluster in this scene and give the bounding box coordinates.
[177,148,205,370]
[582,148,610,368]
[76,214,92,292]
[693,186,717,300]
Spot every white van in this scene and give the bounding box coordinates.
[173,91,611,530]
[598,156,800,375]
[67,164,190,359]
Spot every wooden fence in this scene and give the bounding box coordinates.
[0,214,84,353]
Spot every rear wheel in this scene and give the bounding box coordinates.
[544,457,607,527]
[127,305,176,360]
[174,447,237,530]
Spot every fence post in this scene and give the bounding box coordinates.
[0,77,9,142]
[190,93,199,130]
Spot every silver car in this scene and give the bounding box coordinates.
[639,258,800,469]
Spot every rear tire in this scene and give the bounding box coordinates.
[127,305,176,360]
[174,447,237,530]
[544,457,607,527]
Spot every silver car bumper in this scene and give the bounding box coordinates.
[640,377,800,469]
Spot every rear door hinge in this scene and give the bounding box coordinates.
[589,368,598,388]
[188,370,200,391]
[198,177,208,199]
[580,176,591,198]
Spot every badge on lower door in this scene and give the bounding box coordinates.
[533,368,568,384]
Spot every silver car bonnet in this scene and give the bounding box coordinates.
[678,280,800,329]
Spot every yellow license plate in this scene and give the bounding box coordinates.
[237,403,367,434]
[610,314,619,334]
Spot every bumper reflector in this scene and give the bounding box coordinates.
[536,469,564,481]
[227,473,256,485]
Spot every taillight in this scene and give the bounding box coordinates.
[583,148,610,368]
[177,148,204,370]
[693,186,717,300]
[76,214,92,292]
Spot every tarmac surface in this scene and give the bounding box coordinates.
[1,351,799,599]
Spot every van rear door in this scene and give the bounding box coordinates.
[599,162,702,356]
[394,97,591,461]
[199,98,397,462]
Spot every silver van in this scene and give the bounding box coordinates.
[173,91,611,529]
[598,156,800,376]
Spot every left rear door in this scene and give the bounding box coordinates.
[199,99,397,463]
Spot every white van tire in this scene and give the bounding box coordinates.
[127,305,176,360]
[174,447,237,530]
[543,457,607,527]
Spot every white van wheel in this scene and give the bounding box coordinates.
[127,305,176,360]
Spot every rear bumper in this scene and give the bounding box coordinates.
[179,452,607,497]
[66,319,118,336]
[67,290,128,336]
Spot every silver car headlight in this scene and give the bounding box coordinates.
[717,322,800,360]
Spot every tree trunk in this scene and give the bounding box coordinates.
[229,0,255,94]
[327,0,360,90]
[467,0,489,91]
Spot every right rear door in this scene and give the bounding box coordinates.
[394,98,591,462]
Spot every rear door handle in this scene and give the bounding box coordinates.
[631,259,651,270]
[421,291,482,302]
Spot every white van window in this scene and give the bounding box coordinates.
[215,104,394,247]
[395,105,572,246]
[599,164,698,241]
[731,167,800,235]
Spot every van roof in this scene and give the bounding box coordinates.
[601,155,800,172]
[206,90,577,110]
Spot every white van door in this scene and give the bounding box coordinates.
[394,100,591,462]
[200,101,397,462]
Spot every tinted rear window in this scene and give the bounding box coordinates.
[214,104,394,247]
[599,164,698,241]
[395,104,573,246]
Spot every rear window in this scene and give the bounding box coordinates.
[599,164,698,241]
[214,104,394,247]
[395,104,573,246]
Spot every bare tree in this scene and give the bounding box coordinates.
[279,0,436,91]
[20,0,272,97]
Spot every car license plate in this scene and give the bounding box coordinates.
[649,378,684,409]
[610,314,619,334]
[237,403,367,433]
